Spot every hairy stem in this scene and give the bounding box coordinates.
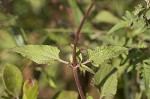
[73,67,86,99]
[72,2,94,67]
[72,2,94,99]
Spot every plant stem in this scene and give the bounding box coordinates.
[72,2,94,99]
[73,67,86,99]
[72,2,94,67]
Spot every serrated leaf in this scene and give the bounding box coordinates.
[125,11,134,20]
[11,45,60,64]
[88,46,128,67]
[94,64,113,85]
[133,4,145,16]
[56,90,78,99]
[101,73,117,96]
[93,64,117,97]
[23,79,38,99]
[2,64,23,97]
[143,59,150,99]
[108,20,131,34]
[137,41,148,49]
[81,65,95,74]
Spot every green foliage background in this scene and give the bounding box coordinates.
[0,0,150,99]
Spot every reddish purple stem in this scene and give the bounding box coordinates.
[72,2,94,99]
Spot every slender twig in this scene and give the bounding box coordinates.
[72,2,94,99]
[81,60,91,65]
[57,59,69,65]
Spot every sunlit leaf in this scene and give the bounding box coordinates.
[137,41,149,49]
[11,45,60,64]
[87,46,128,67]
[108,20,132,34]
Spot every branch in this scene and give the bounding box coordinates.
[73,68,86,99]
[72,2,94,67]
[71,2,94,99]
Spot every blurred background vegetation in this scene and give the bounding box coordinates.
[0,0,150,99]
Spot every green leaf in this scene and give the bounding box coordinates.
[86,93,93,99]
[81,65,95,74]
[93,10,120,24]
[101,72,117,96]
[93,64,118,97]
[67,0,83,27]
[48,78,57,88]
[137,41,149,49]
[135,59,150,98]
[69,45,83,63]
[67,0,91,29]
[108,20,131,34]
[2,64,23,97]
[11,45,60,64]
[143,59,150,99]
[133,4,145,16]
[88,46,128,67]
[0,29,17,50]
[124,11,134,20]
[25,0,46,14]
[23,79,38,99]
[56,90,78,99]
